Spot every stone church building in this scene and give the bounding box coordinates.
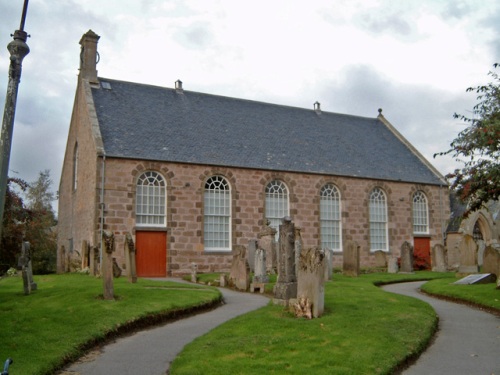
[57,30,450,277]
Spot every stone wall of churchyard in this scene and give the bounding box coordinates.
[98,157,450,276]
[57,81,101,272]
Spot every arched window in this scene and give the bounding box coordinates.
[265,180,289,239]
[369,188,388,251]
[320,184,341,251]
[204,176,231,251]
[412,191,429,234]
[73,143,78,191]
[136,171,166,226]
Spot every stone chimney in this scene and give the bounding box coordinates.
[314,101,321,115]
[79,30,100,84]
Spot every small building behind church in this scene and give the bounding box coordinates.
[57,30,450,277]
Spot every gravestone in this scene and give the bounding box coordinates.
[89,246,98,276]
[400,241,414,273]
[323,248,333,281]
[293,247,325,318]
[18,241,37,295]
[273,217,297,305]
[258,223,277,274]
[247,239,258,273]
[431,244,447,272]
[250,248,268,293]
[373,250,387,268]
[453,273,496,285]
[387,256,398,274]
[102,231,115,300]
[483,246,500,278]
[458,234,479,274]
[219,273,227,287]
[229,245,250,291]
[294,227,303,278]
[191,262,198,283]
[124,232,137,283]
[343,240,360,277]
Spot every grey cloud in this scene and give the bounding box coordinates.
[173,22,213,50]
[317,65,476,174]
[358,12,412,37]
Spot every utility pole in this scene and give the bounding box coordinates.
[0,0,30,240]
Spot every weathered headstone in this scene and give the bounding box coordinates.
[387,256,399,274]
[18,241,36,295]
[258,223,277,274]
[229,245,250,291]
[458,234,479,274]
[294,227,303,277]
[323,248,333,281]
[343,240,360,277]
[247,239,258,273]
[89,246,98,276]
[293,247,325,318]
[273,217,297,305]
[373,250,387,268]
[102,231,115,300]
[124,232,137,283]
[483,246,500,278]
[400,241,414,273]
[453,273,496,285]
[191,262,198,283]
[431,244,447,272]
[250,248,268,293]
[219,273,227,287]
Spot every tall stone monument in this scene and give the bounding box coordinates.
[124,232,137,283]
[229,245,250,291]
[343,240,360,277]
[273,217,297,305]
[18,241,36,295]
[400,241,414,273]
[258,222,277,274]
[294,247,326,318]
[102,231,115,300]
[431,244,447,272]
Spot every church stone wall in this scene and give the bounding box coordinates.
[96,158,449,276]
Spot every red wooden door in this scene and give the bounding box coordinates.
[136,231,167,277]
[413,237,431,270]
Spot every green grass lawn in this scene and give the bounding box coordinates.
[2,271,498,375]
[170,272,452,375]
[421,276,500,311]
[0,274,221,375]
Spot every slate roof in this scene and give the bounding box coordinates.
[91,78,444,185]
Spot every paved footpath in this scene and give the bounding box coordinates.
[383,281,500,375]
[62,280,268,375]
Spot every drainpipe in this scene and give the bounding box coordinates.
[99,153,106,268]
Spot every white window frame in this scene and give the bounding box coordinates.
[320,184,342,251]
[135,171,166,227]
[204,176,231,252]
[412,191,429,234]
[265,180,289,240]
[369,187,388,252]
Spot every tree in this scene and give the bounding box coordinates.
[0,177,31,273]
[24,170,57,274]
[435,63,500,216]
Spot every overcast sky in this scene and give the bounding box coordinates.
[0,0,498,212]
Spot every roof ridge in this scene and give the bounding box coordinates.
[97,76,378,121]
